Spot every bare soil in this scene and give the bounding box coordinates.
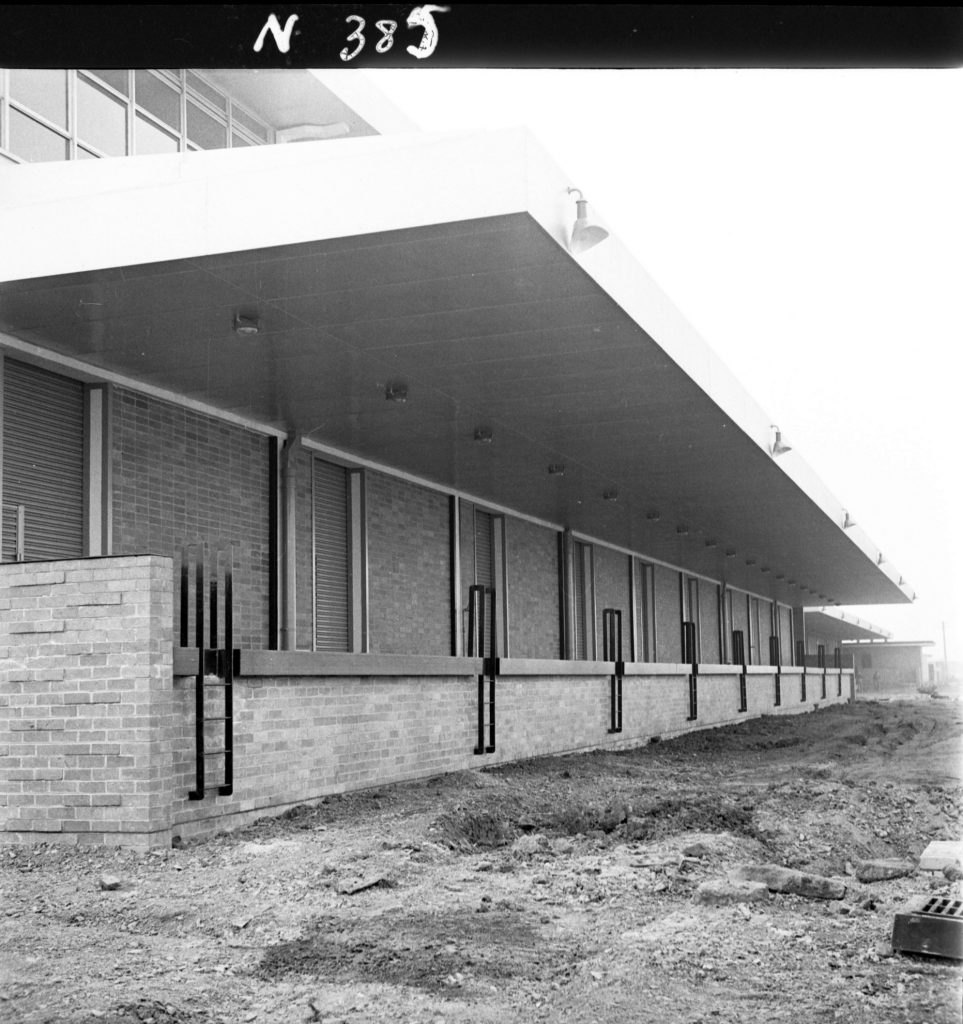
[2,697,962,1024]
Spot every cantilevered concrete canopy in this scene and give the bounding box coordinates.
[0,128,910,606]
[805,609,891,643]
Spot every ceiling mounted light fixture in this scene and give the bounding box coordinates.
[473,427,493,444]
[233,312,260,337]
[745,558,756,566]
[760,566,771,574]
[726,548,737,558]
[704,538,718,548]
[602,489,619,503]
[567,188,609,254]
[769,424,792,457]
[646,510,661,522]
[548,463,566,476]
[676,524,689,535]
[385,381,408,403]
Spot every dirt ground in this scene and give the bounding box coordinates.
[2,696,962,1024]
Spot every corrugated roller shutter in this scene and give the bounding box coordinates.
[313,458,349,652]
[2,360,84,562]
[474,510,493,589]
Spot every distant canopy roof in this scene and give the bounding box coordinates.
[804,609,891,643]
[0,128,912,607]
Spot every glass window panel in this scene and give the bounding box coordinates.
[134,71,181,131]
[231,105,269,141]
[9,69,68,128]
[186,71,227,112]
[135,114,178,155]
[231,132,251,148]
[9,109,69,162]
[77,76,127,157]
[186,101,227,150]
[85,69,130,96]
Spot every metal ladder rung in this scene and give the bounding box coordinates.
[204,716,231,723]
[203,748,231,757]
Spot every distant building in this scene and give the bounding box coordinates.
[0,68,913,847]
[845,640,934,695]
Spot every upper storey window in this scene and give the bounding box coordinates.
[0,68,273,164]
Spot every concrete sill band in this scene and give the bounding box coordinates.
[173,647,850,681]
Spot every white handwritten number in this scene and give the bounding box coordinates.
[253,13,300,54]
[406,5,450,59]
[375,20,398,54]
[340,15,366,62]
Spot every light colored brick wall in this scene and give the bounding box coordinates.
[170,674,478,836]
[505,517,559,659]
[366,472,450,656]
[111,388,272,649]
[0,557,851,848]
[700,583,722,663]
[168,665,852,840]
[0,556,173,848]
[654,564,682,662]
[593,545,630,659]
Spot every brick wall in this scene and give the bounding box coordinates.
[593,545,630,659]
[505,517,559,659]
[700,582,722,663]
[170,674,476,835]
[366,472,450,656]
[0,556,173,847]
[111,389,272,648]
[653,564,682,662]
[730,589,750,661]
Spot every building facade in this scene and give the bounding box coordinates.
[0,69,911,847]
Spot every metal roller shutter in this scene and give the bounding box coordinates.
[2,360,84,562]
[313,458,350,652]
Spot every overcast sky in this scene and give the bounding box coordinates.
[366,68,962,661]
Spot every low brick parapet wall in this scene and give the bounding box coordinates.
[1,557,852,846]
[0,555,173,848]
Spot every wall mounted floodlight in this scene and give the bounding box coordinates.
[877,553,885,565]
[233,312,260,337]
[567,188,609,254]
[769,424,792,457]
[843,510,856,529]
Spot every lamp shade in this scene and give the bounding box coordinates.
[569,196,609,254]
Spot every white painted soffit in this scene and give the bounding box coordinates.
[0,127,911,603]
